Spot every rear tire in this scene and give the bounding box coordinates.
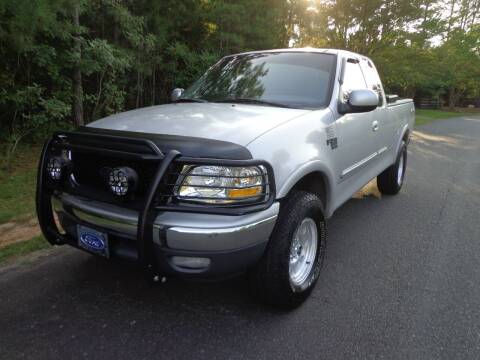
[377,141,407,195]
[249,191,327,310]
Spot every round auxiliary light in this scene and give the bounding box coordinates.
[46,156,70,181]
[107,167,138,197]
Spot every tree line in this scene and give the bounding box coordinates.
[0,0,479,151]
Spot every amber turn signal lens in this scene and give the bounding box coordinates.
[227,186,262,198]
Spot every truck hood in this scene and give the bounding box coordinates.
[88,103,310,146]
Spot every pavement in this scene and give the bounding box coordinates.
[1,115,479,360]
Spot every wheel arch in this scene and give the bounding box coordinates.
[395,125,411,156]
[277,162,335,217]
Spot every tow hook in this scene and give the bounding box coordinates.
[153,275,167,283]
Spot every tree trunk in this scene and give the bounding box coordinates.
[72,4,84,126]
[136,71,141,108]
[470,0,479,26]
[285,2,294,46]
[446,0,457,39]
[448,87,456,109]
[420,1,431,46]
[152,65,156,106]
[136,46,142,108]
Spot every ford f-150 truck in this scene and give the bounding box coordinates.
[37,48,414,309]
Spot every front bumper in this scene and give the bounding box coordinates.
[52,192,278,278]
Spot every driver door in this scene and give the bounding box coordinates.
[334,59,380,184]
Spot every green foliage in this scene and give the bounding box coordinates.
[0,167,37,223]
[434,26,480,106]
[0,236,49,264]
[0,144,40,223]
[0,0,290,151]
[415,109,470,125]
[298,0,480,101]
[0,0,479,158]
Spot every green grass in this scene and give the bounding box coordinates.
[0,235,50,264]
[415,109,469,126]
[0,145,40,224]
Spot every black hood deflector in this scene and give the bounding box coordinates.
[75,126,253,160]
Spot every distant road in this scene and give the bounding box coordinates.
[1,115,480,360]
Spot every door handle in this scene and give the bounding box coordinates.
[372,121,379,132]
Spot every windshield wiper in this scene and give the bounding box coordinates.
[214,98,293,108]
[173,98,208,103]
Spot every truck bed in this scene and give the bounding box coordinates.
[387,97,414,108]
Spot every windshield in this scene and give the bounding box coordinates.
[181,52,337,109]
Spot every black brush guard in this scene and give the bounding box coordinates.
[36,131,275,281]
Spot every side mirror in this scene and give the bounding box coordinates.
[340,89,379,114]
[171,88,184,102]
[348,89,379,112]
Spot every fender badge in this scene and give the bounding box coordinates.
[327,138,338,149]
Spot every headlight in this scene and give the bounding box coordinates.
[176,165,268,204]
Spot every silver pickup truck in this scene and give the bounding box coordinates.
[37,48,414,308]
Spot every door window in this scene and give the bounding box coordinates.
[360,59,384,106]
[341,60,367,102]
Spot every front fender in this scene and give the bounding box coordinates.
[277,161,335,214]
[246,108,336,216]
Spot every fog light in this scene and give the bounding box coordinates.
[107,167,138,196]
[171,256,211,270]
[46,156,71,181]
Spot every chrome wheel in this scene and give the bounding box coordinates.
[397,151,405,186]
[289,218,318,287]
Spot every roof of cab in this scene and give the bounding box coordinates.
[229,48,368,61]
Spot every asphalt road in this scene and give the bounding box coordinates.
[1,116,479,360]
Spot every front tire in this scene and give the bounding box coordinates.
[377,140,407,195]
[249,191,327,309]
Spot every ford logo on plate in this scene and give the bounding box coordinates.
[80,233,105,251]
